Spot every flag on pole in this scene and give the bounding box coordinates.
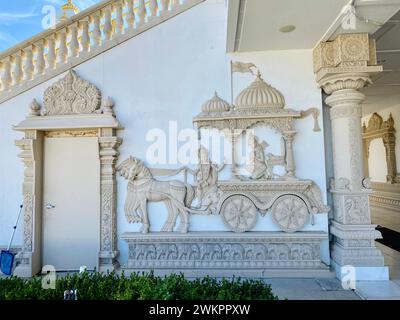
[231,61,257,75]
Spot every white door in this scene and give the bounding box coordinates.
[43,136,100,271]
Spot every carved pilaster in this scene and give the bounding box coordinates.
[98,129,122,272]
[15,136,34,252]
[313,33,387,278]
[382,133,397,184]
[14,130,43,277]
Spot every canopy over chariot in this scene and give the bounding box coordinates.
[117,65,329,234]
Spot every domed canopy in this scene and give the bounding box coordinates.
[202,92,231,113]
[235,72,285,110]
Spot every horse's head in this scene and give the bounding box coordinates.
[116,156,143,181]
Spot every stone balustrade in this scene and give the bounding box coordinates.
[0,0,202,103]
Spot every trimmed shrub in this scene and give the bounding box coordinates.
[0,271,278,300]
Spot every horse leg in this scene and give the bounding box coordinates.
[177,208,189,233]
[139,200,150,233]
[161,200,175,232]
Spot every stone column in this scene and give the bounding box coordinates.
[283,131,296,178]
[313,33,388,280]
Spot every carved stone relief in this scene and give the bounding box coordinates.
[118,69,329,238]
[43,70,102,115]
[122,233,329,271]
[362,112,399,184]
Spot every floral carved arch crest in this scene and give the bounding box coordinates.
[43,70,102,115]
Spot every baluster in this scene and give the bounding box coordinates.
[46,36,56,69]
[80,20,90,53]
[34,41,45,75]
[172,0,180,9]
[69,24,80,57]
[138,0,147,25]
[126,0,135,29]
[102,7,113,41]
[23,47,34,81]
[57,29,68,64]
[114,2,124,35]
[91,14,102,47]
[149,0,158,19]
[160,0,170,13]
[1,59,12,91]
[12,53,23,85]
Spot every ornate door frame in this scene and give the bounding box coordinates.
[13,70,122,277]
[362,112,398,183]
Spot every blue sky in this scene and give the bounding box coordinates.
[0,0,101,52]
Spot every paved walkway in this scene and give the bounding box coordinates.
[266,278,360,300]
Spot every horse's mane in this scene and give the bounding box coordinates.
[138,162,152,178]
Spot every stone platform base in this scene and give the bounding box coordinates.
[121,232,330,277]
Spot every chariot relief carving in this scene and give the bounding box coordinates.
[118,67,329,235]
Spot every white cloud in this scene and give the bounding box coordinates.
[0,11,38,25]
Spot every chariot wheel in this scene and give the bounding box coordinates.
[221,195,258,233]
[271,195,309,232]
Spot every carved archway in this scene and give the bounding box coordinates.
[362,112,398,184]
[13,70,122,276]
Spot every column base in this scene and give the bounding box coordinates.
[13,264,33,278]
[12,251,40,277]
[329,220,388,280]
[98,250,120,273]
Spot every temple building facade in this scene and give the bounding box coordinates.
[0,0,399,282]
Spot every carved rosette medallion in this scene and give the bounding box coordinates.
[220,195,258,233]
[271,195,309,232]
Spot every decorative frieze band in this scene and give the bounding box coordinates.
[122,232,329,270]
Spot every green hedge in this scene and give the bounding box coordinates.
[0,271,278,300]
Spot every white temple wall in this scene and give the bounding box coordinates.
[0,0,329,265]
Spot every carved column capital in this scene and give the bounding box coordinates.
[320,73,371,96]
[313,33,382,86]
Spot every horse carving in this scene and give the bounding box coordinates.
[117,157,195,233]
